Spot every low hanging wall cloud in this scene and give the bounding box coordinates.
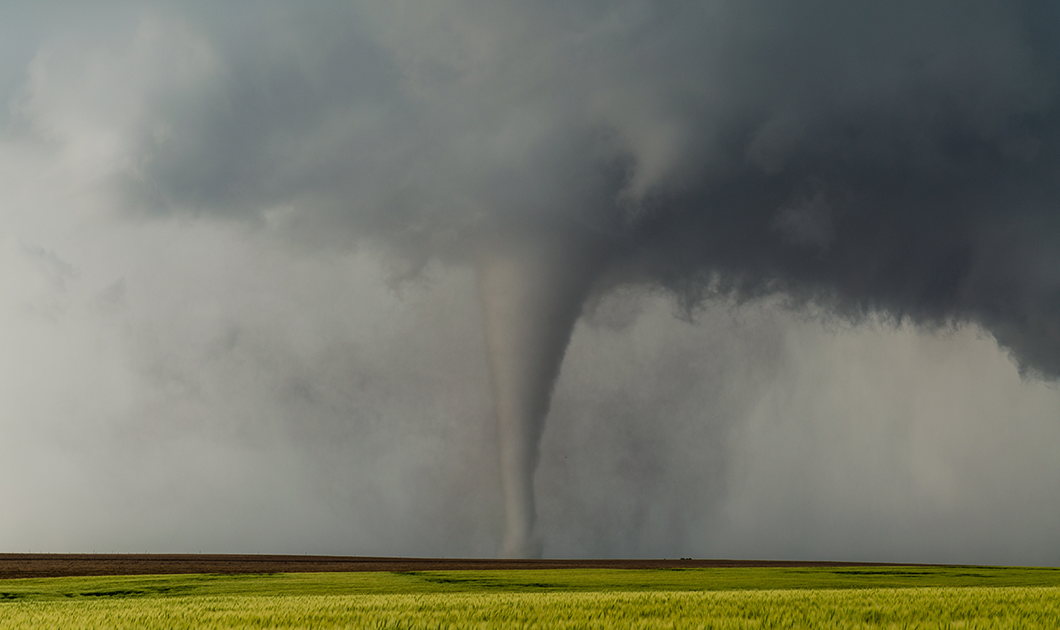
[108,1,1060,375]
[10,1,1060,557]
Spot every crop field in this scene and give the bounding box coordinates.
[2,566,1060,629]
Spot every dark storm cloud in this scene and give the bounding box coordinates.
[108,0,1060,377]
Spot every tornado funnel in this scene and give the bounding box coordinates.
[478,228,607,558]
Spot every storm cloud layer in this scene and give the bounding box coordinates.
[3,1,1060,561]
[47,0,1059,377]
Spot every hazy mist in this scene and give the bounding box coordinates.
[3,1,1060,563]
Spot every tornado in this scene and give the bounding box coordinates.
[66,0,1060,558]
[477,227,608,558]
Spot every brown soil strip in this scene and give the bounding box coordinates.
[0,554,914,580]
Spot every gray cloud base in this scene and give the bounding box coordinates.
[96,0,1060,377]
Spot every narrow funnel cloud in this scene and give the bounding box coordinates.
[478,228,608,557]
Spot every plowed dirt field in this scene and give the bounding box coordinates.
[0,554,912,579]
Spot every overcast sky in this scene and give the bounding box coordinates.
[2,1,1060,564]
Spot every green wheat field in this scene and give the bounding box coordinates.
[2,565,1060,628]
